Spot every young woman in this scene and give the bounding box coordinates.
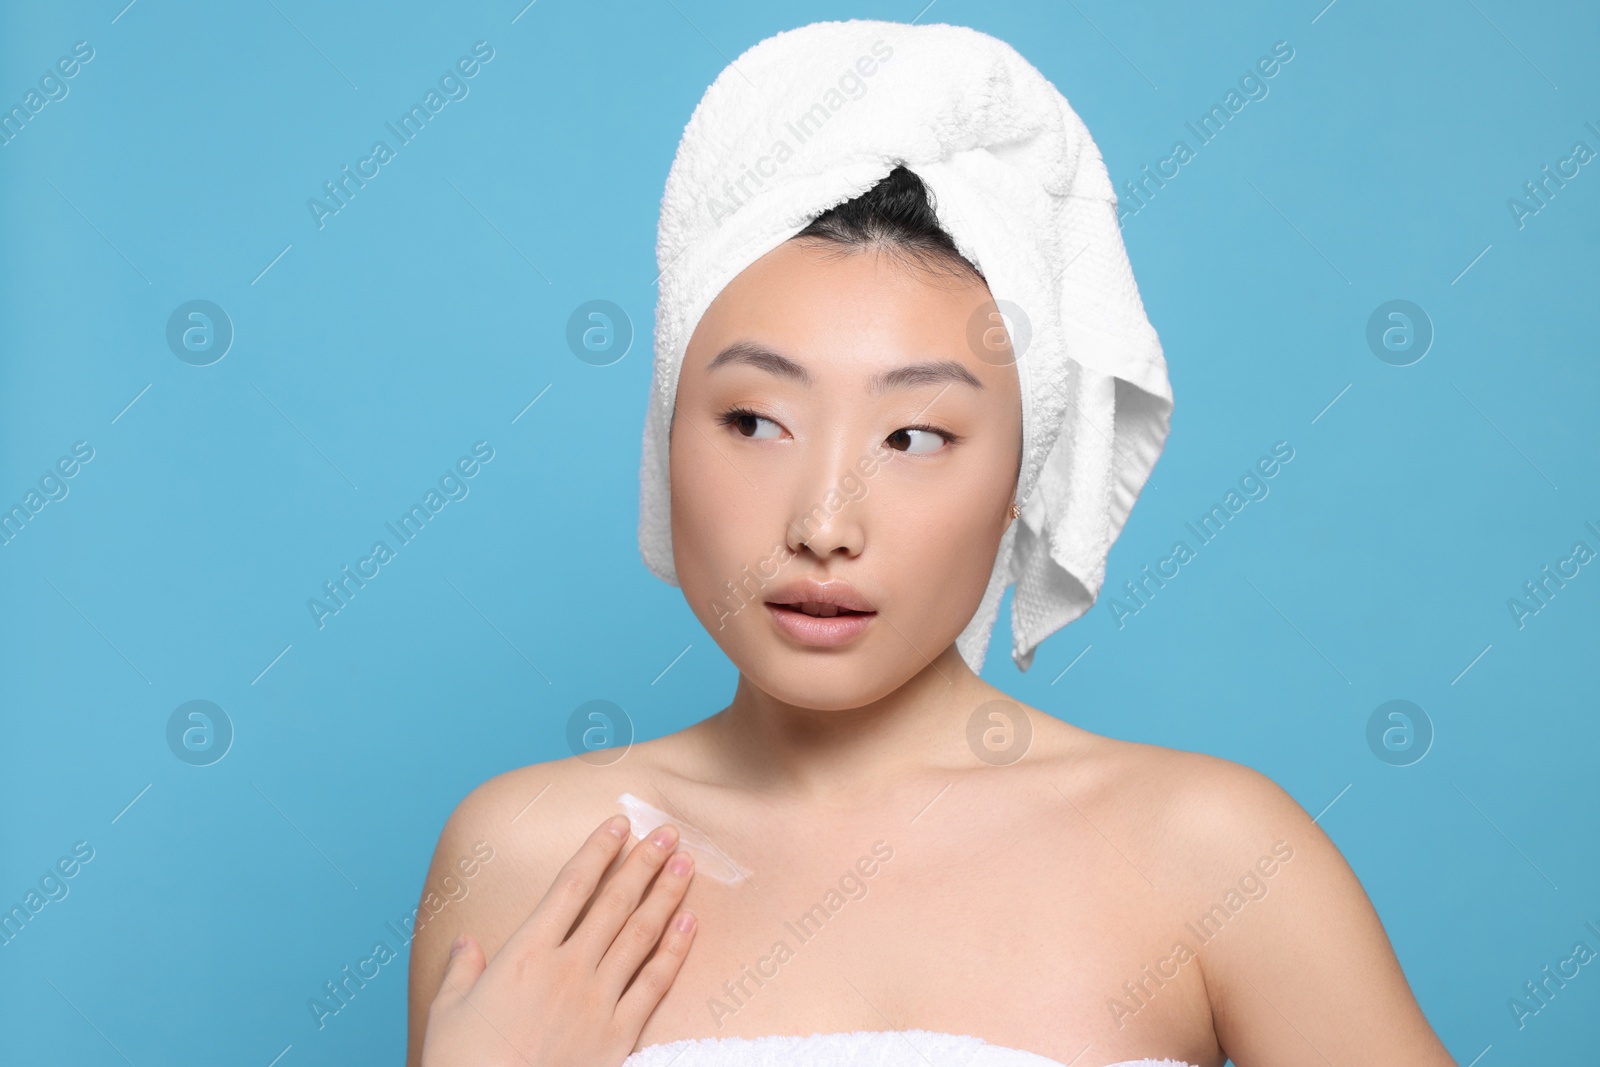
[407,21,1456,1067]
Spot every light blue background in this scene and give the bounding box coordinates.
[2,0,1596,1064]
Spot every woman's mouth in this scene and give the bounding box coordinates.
[764,601,876,646]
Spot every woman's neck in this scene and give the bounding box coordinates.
[699,642,1008,805]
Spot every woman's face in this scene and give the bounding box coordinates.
[669,238,1023,710]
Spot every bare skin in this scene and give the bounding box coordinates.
[407,240,1456,1067]
[417,816,699,1067]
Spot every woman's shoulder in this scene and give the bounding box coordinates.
[438,733,690,861]
[1023,714,1451,1061]
[405,733,701,1058]
[1028,705,1299,803]
[416,733,696,954]
[1023,711,1322,897]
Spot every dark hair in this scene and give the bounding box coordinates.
[791,164,984,283]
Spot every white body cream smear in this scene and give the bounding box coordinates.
[615,792,752,886]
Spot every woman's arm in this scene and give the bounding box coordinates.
[406,782,503,1067]
[1176,763,1456,1066]
[404,770,699,1067]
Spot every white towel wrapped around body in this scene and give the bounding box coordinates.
[639,19,1172,672]
[621,1028,1197,1067]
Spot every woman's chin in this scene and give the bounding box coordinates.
[736,648,931,712]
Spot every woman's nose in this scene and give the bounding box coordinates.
[782,446,867,561]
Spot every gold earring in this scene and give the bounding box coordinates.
[1010,501,1021,519]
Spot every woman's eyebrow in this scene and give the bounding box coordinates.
[706,340,983,393]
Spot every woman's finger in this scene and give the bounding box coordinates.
[562,823,681,962]
[431,933,487,1007]
[594,848,695,998]
[613,909,698,1033]
[500,815,631,958]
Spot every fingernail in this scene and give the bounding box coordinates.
[606,815,628,838]
[650,825,676,849]
[449,934,467,957]
[675,912,696,933]
[669,852,692,876]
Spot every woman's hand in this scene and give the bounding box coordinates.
[419,814,697,1067]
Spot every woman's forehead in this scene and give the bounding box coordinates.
[685,240,1010,384]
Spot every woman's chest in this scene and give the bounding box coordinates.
[632,821,1219,1066]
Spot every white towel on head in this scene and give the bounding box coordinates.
[638,18,1172,672]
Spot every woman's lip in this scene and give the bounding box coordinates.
[763,602,876,647]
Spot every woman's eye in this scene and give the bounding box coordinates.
[885,427,949,454]
[722,409,783,439]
